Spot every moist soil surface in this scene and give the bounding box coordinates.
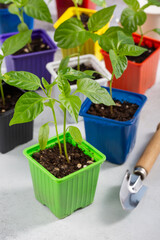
[127,44,156,64]
[0,3,10,9]
[13,38,50,55]
[87,99,139,121]
[0,86,22,113]
[32,142,94,178]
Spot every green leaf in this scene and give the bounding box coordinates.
[90,0,106,7]
[88,32,100,43]
[120,8,146,33]
[39,122,50,150]
[0,0,12,4]
[12,0,28,7]
[88,5,116,32]
[109,49,128,79]
[68,126,82,144]
[42,77,50,89]
[76,78,114,105]
[59,94,81,123]
[59,67,94,81]
[118,44,147,56]
[24,0,53,23]
[44,99,55,108]
[58,56,70,71]
[0,55,4,60]
[123,0,140,10]
[18,22,29,32]
[148,0,160,7]
[99,30,134,53]
[1,30,32,56]
[54,18,90,49]
[57,75,71,96]
[8,3,19,16]
[3,71,41,90]
[9,92,44,126]
[153,28,160,35]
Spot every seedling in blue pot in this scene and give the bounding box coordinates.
[98,27,147,112]
[120,0,160,46]
[0,0,53,51]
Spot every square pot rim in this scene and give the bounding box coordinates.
[0,29,58,59]
[79,87,147,126]
[23,132,106,183]
[46,54,111,90]
[101,33,160,67]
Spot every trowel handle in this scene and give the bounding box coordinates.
[134,123,160,179]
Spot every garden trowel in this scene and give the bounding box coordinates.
[120,123,160,210]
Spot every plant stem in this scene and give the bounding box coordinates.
[138,26,144,46]
[49,99,62,155]
[75,2,80,20]
[77,45,83,71]
[63,108,70,163]
[109,72,114,114]
[0,79,5,106]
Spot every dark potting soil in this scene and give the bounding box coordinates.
[0,3,10,9]
[13,38,50,55]
[69,63,102,85]
[0,86,22,113]
[87,100,139,121]
[73,13,89,30]
[127,44,156,64]
[32,142,94,178]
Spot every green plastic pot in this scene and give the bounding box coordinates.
[23,132,106,219]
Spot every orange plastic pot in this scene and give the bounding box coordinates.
[55,0,96,18]
[101,33,160,94]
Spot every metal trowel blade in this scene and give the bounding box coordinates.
[120,170,148,210]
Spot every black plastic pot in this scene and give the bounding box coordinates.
[0,84,33,154]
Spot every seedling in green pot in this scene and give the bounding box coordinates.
[54,5,116,70]
[0,0,53,51]
[3,65,114,163]
[120,0,160,46]
[0,31,32,106]
[98,27,147,113]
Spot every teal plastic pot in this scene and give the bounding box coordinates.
[23,132,106,219]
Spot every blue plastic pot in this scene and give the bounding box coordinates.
[0,29,58,83]
[79,87,147,165]
[0,8,34,34]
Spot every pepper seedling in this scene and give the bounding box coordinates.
[3,64,114,163]
[98,27,147,113]
[54,5,116,70]
[0,0,53,51]
[0,31,32,106]
[120,0,160,46]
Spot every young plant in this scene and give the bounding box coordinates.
[2,66,114,162]
[0,30,32,106]
[120,0,160,46]
[0,0,53,51]
[98,27,147,112]
[54,5,116,70]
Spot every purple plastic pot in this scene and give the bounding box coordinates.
[0,29,58,83]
